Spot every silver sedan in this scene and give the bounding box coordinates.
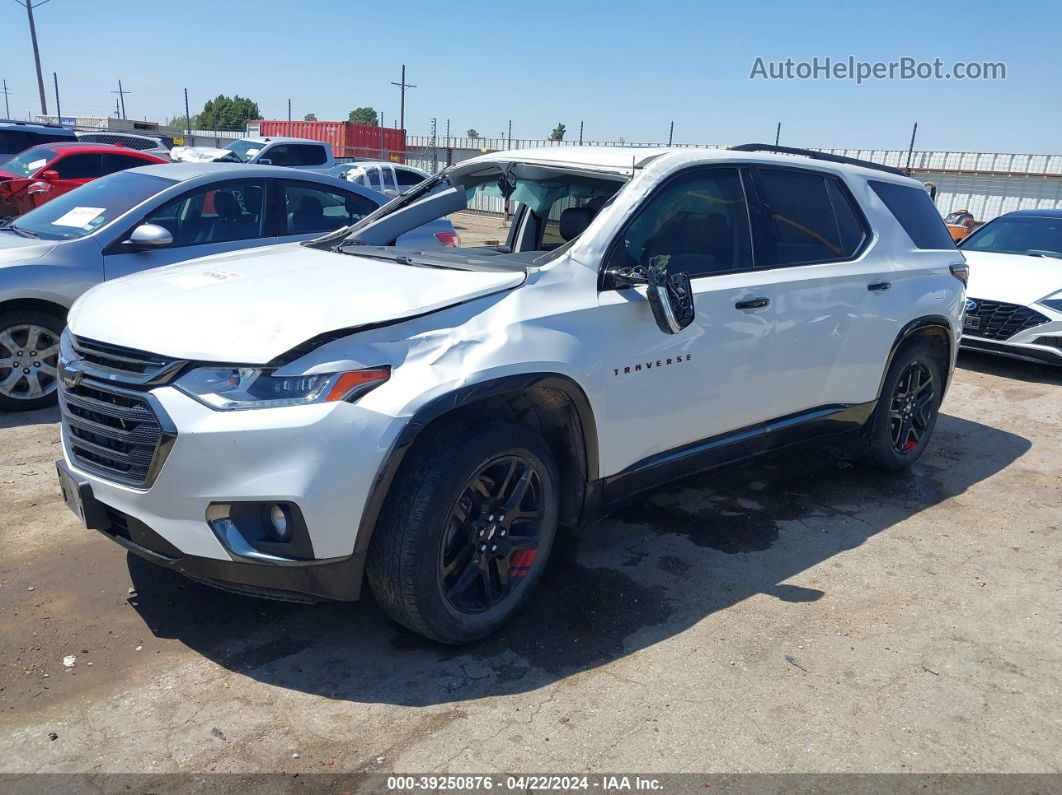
[0,162,459,410]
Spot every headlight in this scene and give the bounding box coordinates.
[1037,290,1062,313]
[173,366,390,410]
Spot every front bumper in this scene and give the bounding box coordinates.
[60,384,405,601]
[61,463,361,601]
[959,315,1062,366]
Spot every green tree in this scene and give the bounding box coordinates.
[466,128,479,139]
[169,114,194,130]
[196,95,262,131]
[303,112,317,121]
[550,122,566,141]
[348,107,379,126]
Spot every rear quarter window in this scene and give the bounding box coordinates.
[869,180,955,249]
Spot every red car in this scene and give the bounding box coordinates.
[0,142,167,218]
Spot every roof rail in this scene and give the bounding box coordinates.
[728,143,907,177]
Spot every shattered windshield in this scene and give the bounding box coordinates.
[320,162,625,269]
[222,139,264,163]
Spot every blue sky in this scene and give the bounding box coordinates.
[3,0,1059,153]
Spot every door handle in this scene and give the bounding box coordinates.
[735,296,770,310]
[868,281,892,292]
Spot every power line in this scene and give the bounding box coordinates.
[14,0,51,116]
[390,64,415,133]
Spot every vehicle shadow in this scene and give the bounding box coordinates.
[957,349,1062,384]
[127,413,1030,707]
[0,404,60,430]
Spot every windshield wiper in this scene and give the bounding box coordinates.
[3,224,37,238]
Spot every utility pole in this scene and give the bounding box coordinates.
[390,64,415,132]
[668,121,674,146]
[2,80,11,119]
[112,80,129,119]
[378,108,384,158]
[16,0,50,115]
[184,87,192,138]
[52,71,60,123]
[579,120,583,144]
[775,122,781,146]
[287,98,291,123]
[905,122,918,175]
[507,119,512,148]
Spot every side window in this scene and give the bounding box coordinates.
[281,182,377,235]
[101,154,151,175]
[291,145,327,166]
[869,180,956,249]
[827,179,868,257]
[756,168,847,266]
[363,167,382,191]
[0,131,32,153]
[609,167,753,278]
[52,153,105,179]
[261,145,290,166]
[394,168,424,187]
[143,180,266,247]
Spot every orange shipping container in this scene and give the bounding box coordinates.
[254,120,406,162]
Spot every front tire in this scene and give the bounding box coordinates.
[0,308,64,412]
[367,421,559,644]
[864,341,944,471]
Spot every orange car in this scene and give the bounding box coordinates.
[944,209,984,241]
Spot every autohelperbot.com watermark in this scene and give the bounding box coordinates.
[750,56,1006,84]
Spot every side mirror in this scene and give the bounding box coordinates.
[41,170,59,182]
[645,255,694,334]
[605,256,695,334]
[127,223,173,250]
[257,158,272,165]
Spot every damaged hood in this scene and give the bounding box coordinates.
[68,243,525,363]
[169,145,234,163]
[963,250,1062,306]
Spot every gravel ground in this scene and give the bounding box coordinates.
[0,351,1058,776]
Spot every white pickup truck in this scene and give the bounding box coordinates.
[169,136,335,172]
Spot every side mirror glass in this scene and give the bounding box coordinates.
[645,255,695,334]
[127,223,173,250]
[41,170,59,182]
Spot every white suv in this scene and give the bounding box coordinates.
[55,144,967,644]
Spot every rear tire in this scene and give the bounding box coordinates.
[0,308,64,412]
[863,341,944,472]
[367,421,559,644]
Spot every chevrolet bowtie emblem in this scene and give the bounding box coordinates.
[58,358,82,390]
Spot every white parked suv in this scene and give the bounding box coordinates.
[55,144,966,643]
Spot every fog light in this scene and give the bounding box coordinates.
[266,504,291,540]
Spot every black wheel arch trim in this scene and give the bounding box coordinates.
[878,314,955,399]
[351,372,600,563]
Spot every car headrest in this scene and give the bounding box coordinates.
[213,191,240,220]
[559,206,597,242]
[242,186,263,212]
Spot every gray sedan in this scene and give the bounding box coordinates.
[0,162,459,410]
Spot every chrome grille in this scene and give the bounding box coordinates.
[59,377,174,488]
[70,335,183,384]
[964,299,1050,342]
